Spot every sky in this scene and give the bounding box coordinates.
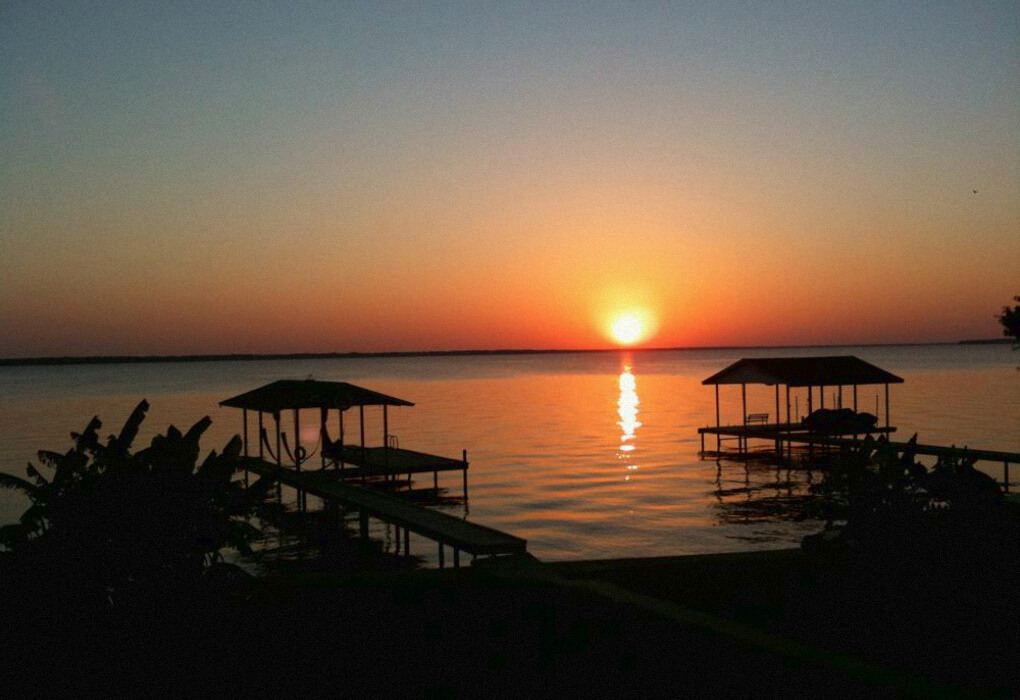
[1,1,1018,356]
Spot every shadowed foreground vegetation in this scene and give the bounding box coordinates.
[0,401,273,607]
[1,407,1018,696]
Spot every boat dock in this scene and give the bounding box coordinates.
[240,457,526,567]
[699,355,904,454]
[697,356,1018,491]
[220,379,523,566]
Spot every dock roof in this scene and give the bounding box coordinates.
[220,379,414,413]
[701,356,903,387]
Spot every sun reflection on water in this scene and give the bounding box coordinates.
[617,363,641,478]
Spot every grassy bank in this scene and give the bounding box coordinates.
[4,547,1013,697]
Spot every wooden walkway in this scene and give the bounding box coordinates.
[239,457,526,566]
[788,435,1018,491]
[698,424,1018,492]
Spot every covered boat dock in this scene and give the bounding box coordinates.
[219,379,522,565]
[220,379,469,503]
[698,356,904,458]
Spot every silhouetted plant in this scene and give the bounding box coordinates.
[1000,295,1020,348]
[0,400,271,602]
[805,435,1017,569]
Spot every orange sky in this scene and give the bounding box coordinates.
[1,3,1017,356]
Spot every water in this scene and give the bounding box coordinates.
[1,345,1017,564]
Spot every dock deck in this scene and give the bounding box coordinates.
[698,422,897,440]
[240,457,526,561]
[698,422,897,458]
[324,444,467,477]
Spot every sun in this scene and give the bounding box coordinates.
[610,312,651,345]
[612,315,644,344]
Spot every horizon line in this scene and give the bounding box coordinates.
[0,338,1010,368]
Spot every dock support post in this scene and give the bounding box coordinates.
[774,385,781,456]
[434,470,438,491]
[275,413,282,503]
[258,412,264,459]
[1005,461,1010,493]
[295,408,305,512]
[404,528,410,556]
[338,410,345,472]
[853,384,858,412]
[242,409,249,486]
[320,407,327,469]
[359,510,369,540]
[700,431,705,454]
[360,405,365,451]
[438,543,445,569]
[383,406,389,469]
[463,449,468,500]
[740,383,747,454]
[785,385,791,460]
[715,385,721,453]
[884,384,890,430]
[807,388,814,460]
[454,548,460,570]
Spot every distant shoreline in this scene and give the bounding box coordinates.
[0,339,1010,368]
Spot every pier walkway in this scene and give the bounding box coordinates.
[698,426,1018,492]
[786,434,1019,492]
[239,457,527,566]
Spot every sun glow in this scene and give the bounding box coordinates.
[608,310,655,346]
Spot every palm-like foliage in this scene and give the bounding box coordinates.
[0,400,271,599]
[807,435,1017,567]
[999,295,1020,346]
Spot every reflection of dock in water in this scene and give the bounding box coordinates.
[711,458,824,535]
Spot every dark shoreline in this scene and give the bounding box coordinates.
[1,339,1007,368]
[4,547,1014,696]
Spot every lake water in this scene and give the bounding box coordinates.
[1,345,1017,564]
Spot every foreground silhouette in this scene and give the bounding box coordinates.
[0,401,270,604]
[1001,295,1020,346]
[1,407,1017,696]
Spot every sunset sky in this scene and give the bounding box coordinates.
[2,2,1017,357]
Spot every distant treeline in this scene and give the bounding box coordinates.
[0,340,1003,368]
[957,338,1015,345]
[0,349,591,367]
